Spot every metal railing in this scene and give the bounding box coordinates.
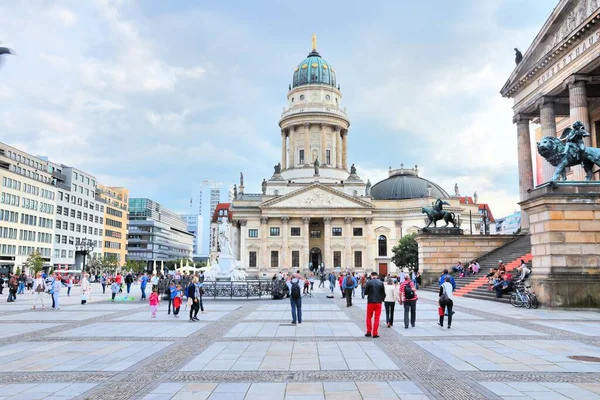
[157,278,276,299]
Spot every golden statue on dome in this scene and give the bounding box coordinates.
[312,33,317,51]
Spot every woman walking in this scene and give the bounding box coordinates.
[66,276,73,296]
[438,275,454,329]
[51,273,63,310]
[80,273,91,304]
[32,272,46,309]
[100,273,107,294]
[187,277,200,322]
[383,277,398,327]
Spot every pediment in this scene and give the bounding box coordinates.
[374,226,391,233]
[261,184,373,209]
[502,0,600,96]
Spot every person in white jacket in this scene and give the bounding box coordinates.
[384,277,399,327]
[80,273,91,305]
[32,272,46,310]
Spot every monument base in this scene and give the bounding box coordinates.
[419,227,464,235]
[520,181,600,308]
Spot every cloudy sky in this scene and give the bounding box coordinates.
[0,0,552,218]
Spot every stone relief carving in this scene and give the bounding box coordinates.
[544,0,599,54]
[273,189,363,208]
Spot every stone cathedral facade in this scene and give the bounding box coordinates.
[226,39,482,278]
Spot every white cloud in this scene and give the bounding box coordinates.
[49,7,77,26]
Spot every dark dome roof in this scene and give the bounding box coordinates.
[371,167,449,200]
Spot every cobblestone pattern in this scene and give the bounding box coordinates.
[169,370,410,382]
[466,371,600,383]
[0,372,115,384]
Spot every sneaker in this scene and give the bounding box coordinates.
[448,326,451,329]
[189,319,195,322]
[373,335,380,338]
[387,323,390,328]
[193,317,199,321]
[364,333,372,337]
[411,324,415,328]
[291,321,297,325]
[438,322,443,327]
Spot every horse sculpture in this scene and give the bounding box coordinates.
[422,206,457,228]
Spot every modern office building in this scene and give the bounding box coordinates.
[0,143,57,274]
[49,162,104,269]
[128,198,194,271]
[96,185,129,264]
[179,214,203,259]
[190,180,230,257]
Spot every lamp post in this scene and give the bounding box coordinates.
[75,238,95,272]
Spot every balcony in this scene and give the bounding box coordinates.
[52,170,67,181]
[280,106,348,120]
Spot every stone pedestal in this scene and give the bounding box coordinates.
[520,182,600,307]
[415,233,519,286]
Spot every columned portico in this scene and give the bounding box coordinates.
[344,217,352,267]
[365,217,373,271]
[341,131,348,170]
[289,127,295,167]
[303,123,310,166]
[335,129,341,168]
[537,97,557,183]
[320,124,327,164]
[281,216,289,268]
[566,76,592,180]
[281,130,287,170]
[514,114,533,231]
[239,220,247,268]
[302,217,310,269]
[260,217,269,268]
[323,217,331,268]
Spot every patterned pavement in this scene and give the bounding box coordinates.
[0,283,599,399]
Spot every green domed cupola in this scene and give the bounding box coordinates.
[292,34,337,89]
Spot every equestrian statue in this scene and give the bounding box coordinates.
[422,198,458,228]
[537,121,600,181]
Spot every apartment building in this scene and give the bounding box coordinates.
[96,185,129,264]
[0,143,56,274]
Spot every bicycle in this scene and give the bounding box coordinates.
[510,283,538,309]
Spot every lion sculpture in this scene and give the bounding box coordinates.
[537,136,600,181]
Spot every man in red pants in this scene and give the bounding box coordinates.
[364,271,385,338]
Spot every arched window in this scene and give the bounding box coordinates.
[378,235,387,257]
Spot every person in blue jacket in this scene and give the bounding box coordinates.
[438,269,456,291]
[341,272,357,307]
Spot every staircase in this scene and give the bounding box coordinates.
[421,235,532,303]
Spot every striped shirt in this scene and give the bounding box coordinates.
[399,280,418,302]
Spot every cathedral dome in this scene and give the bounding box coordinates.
[292,49,337,89]
[371,166,449,200]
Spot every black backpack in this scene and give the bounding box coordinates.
[404,283,415,300]
[291,281,301,299]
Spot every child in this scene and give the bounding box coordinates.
[110,280,120,302]
[173,285,182,318]
[149,288,160,318]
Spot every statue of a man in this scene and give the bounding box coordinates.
[365,179,371,196]
[426,184,432,197]
[561,121,590,164]
[274,163,281,174]
[261,179,267,195]
[454,183,459,197]
[473,191,478,204]
[314,158,320,175]
[218,219,232,256]
[350,164,356,174]
[240,172,244,187]
[233,184,238,199]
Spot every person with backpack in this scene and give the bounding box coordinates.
[341,272,357,307]
[399,274,418,329]
[364,272,385,337]
[438,275,454,329]
[32,272,46,309]
[286,273,306,324]
[125,273,134,294]
[360,274,367,299]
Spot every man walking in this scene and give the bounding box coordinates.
[286,273,306,324]
[399,274,418,328]
[365,271,385,338]
[328,273,336,294]
[17,272,26,294]
[7,273,18,302]
[125,272,134,294]
[318,272,325,288]
[342,272,357,307]
[140,272,148,300]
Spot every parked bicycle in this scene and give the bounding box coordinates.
[510,283,538,309]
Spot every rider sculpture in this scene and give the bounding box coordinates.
[422,198,458,228]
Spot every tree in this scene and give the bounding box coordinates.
[101,255,120,274]
[391,233,419,272]
[23,251,45,274]
[125,259,146,274]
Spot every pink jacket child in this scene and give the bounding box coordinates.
[149,291,160,318]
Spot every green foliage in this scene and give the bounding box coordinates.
[125,259,147,273]
[391,233,419,272]
[101,254,120,273]
[23,251,45,274]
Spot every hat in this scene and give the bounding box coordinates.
[498,260,502,263]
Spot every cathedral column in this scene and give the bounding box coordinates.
[395,220,403,242]
[281,130,287,170]
[536,97,557,184]
[289,127,295,168]
[323,217,331,268]
[342,130,348,170]
[344,217,352,268]
[566,75,592,180]
[281,216,289,268]
[302,217,310,269]
[320,124,327,165]
[514,114,533,231]
[239,220,247,267]
[365,217,373,271]
[260,217,269,268]
[335,128,341,168]
[303,123,310,165]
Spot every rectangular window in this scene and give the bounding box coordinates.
[310,230,321,238]
[299,149,305,164]
[270,227,280,236]
[290,227,301,236]
[353,227,363,237]
[326,150,331,164]
[332,227,342,236]
[334,251,342,269]
[354,251,362,269]
[292,250,300,268]
[270,251,279,269]
[248,229,258,238]
[249,251,257,268]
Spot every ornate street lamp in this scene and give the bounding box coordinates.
[75,238,95,272]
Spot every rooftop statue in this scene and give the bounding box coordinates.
[421,198,457,228]
[350,164,356,174]
[314,157,320,175]
[261,179,267,195]
[274,163,281,175]
[233,184,238,199]
[537,121,600,181]
[365,179,371,196]
[240,172,244,187]
[514,48,523,65]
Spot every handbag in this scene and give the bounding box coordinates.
[439,286,449,307]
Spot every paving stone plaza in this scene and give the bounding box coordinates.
[0,284,600,399]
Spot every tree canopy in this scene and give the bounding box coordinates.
[391,233,419,272]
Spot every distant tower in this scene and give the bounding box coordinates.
[278,35,350,184]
